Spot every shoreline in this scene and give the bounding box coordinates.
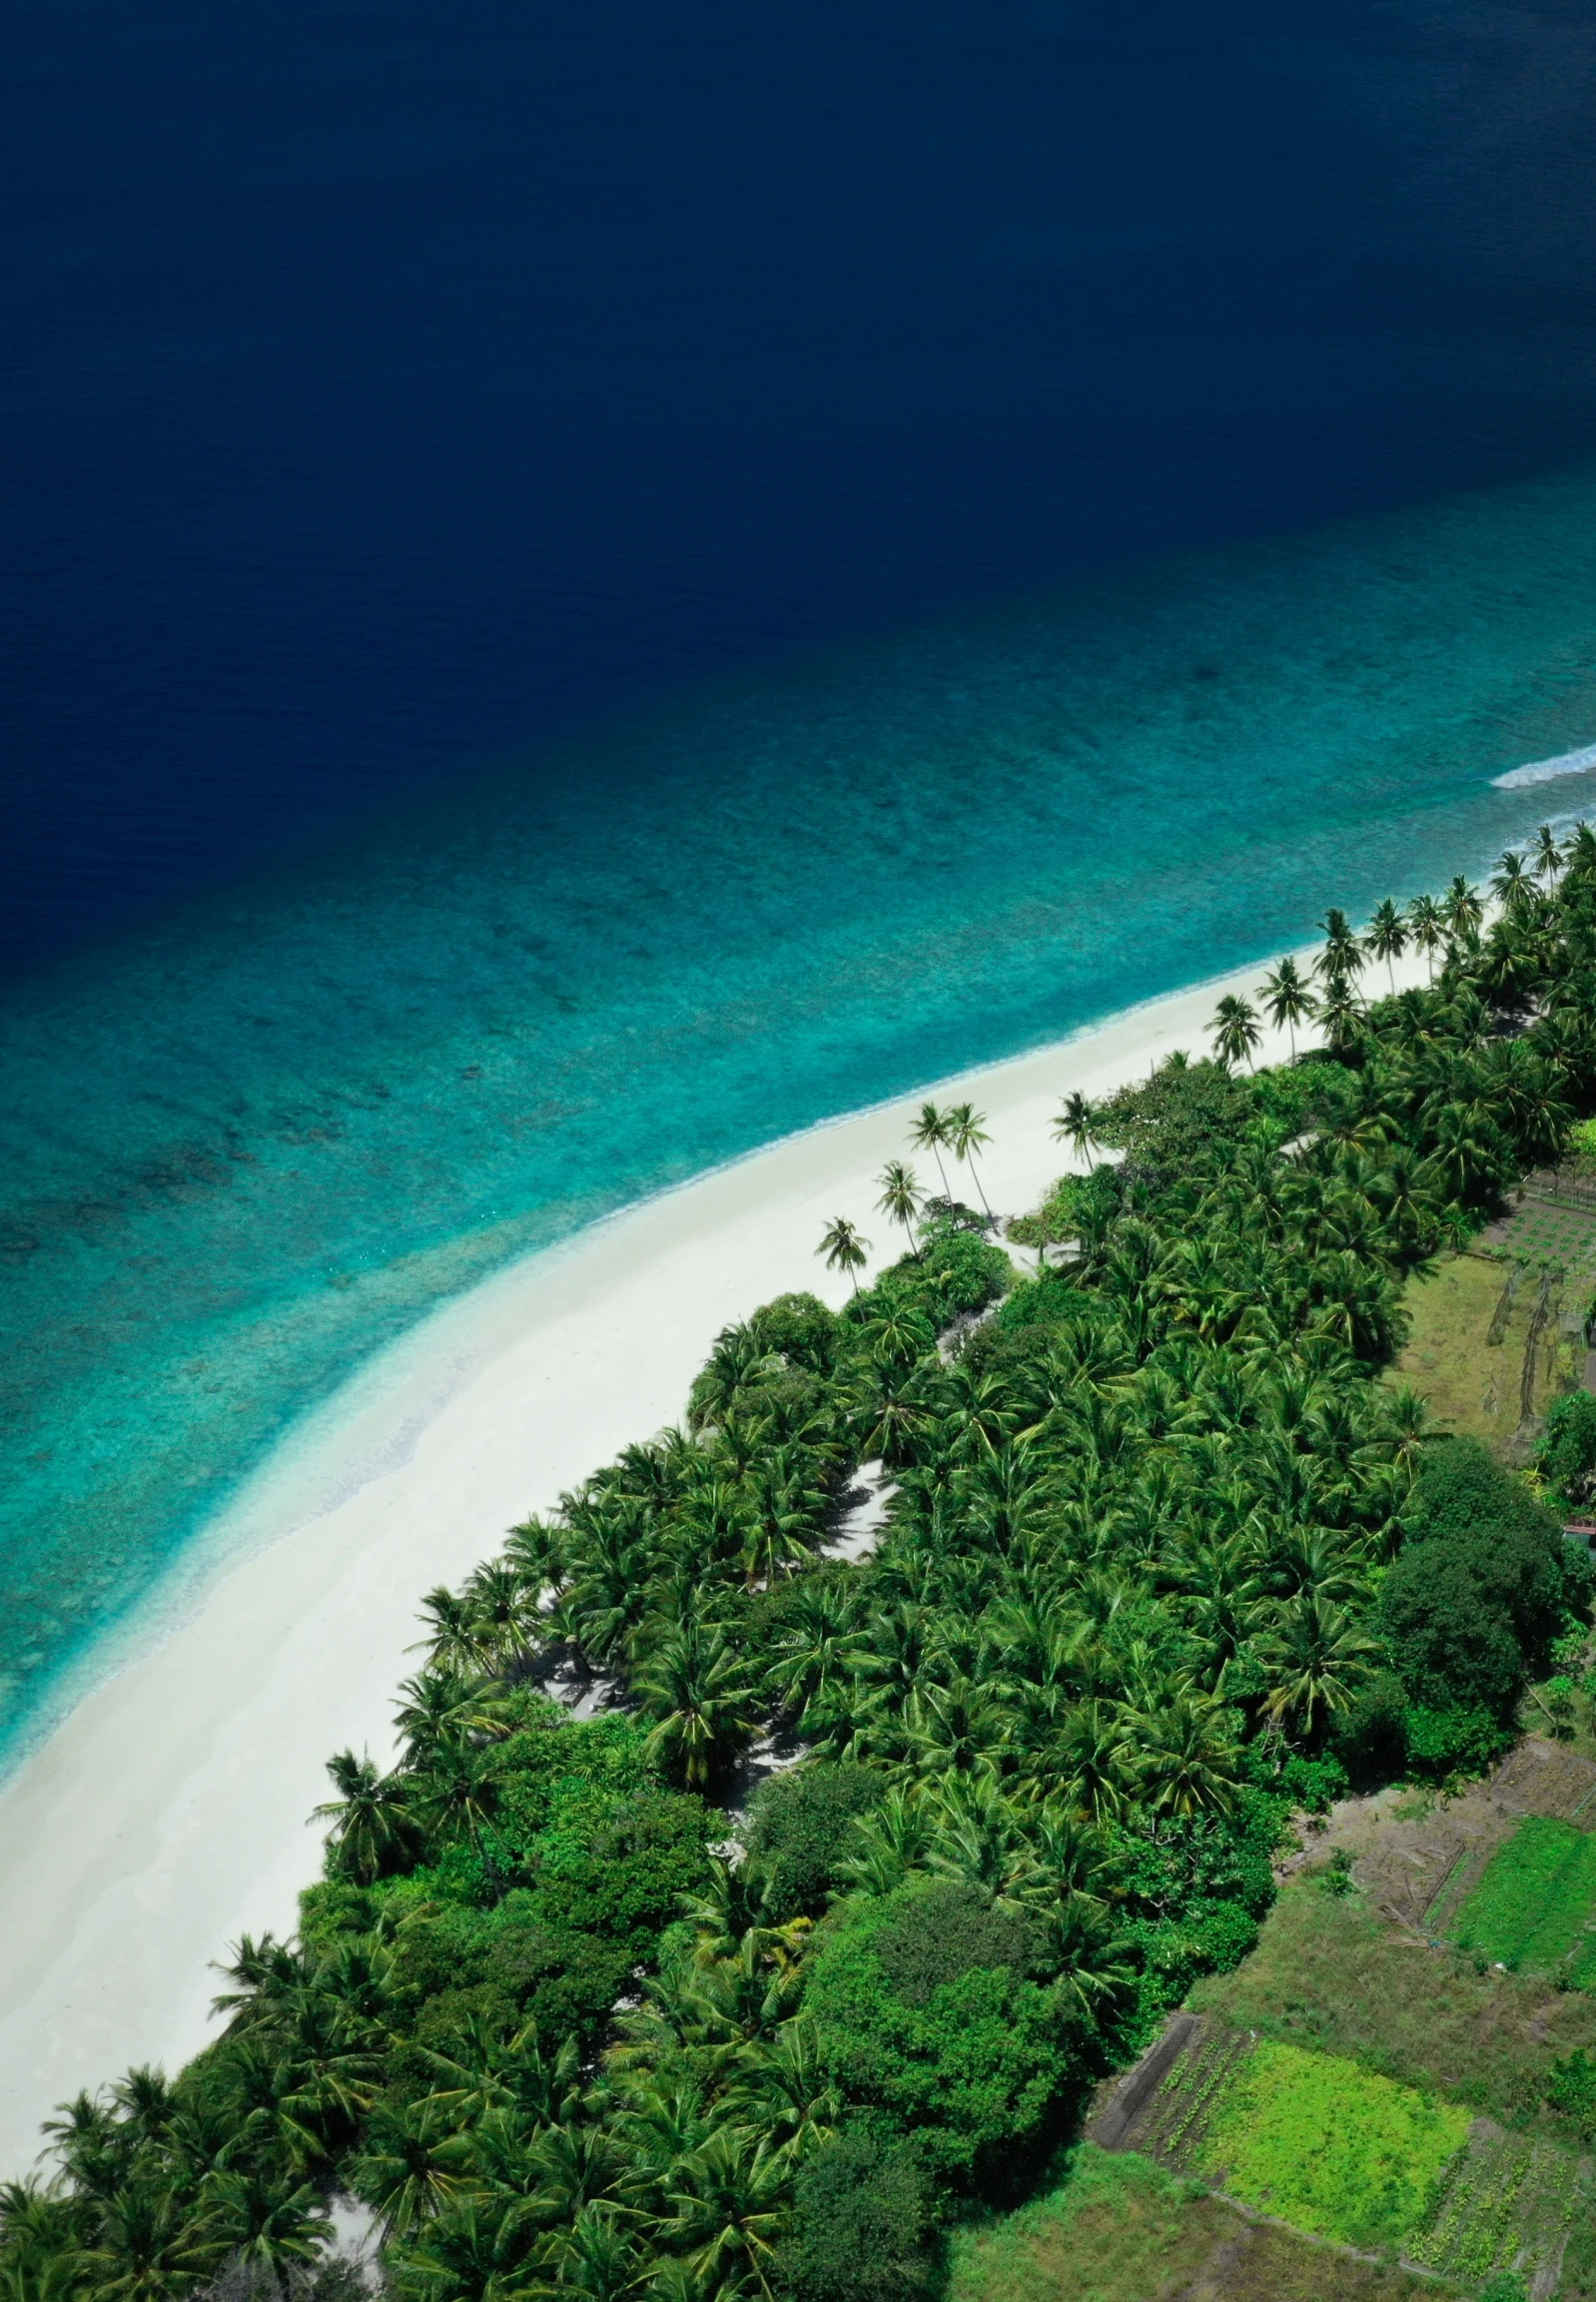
[0,938,1435,2171]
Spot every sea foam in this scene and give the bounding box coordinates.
[1492,743,1596,790]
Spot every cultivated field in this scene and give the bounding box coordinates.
[1389,1246,1582,1458]
[1091,2012,1584,2296]
[944,2144,1455,2302]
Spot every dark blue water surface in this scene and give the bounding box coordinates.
[10,0,1596,1757]
[8,0,1596,968]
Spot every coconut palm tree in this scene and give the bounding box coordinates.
[909,1103,953,1197]
[875,1159,924,1260]
[1052,1091,1099,1161]
[1315,907,1361,985]
[408,1585,483,1673]
[1534,822,1564,886]
[1259,957,1316,1060]
[1363,898,1406,994]
[311,1751,416,1885]
[347,2093,473,2240]
[1405,893,1445,982]
[1442,874,1484,942]
[1119,1692,1240,1819]
[633,1619,759,1792]
[816,1216,869,1294]
[1490,850,1533,919]
[1318,977,1363,1052]
[946,1102,994,1217]
[1259,1593,1379,1738]
[1208,994,1261,1072]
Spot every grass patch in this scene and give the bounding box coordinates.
[1192,1880,1596,2136]
[1454,1815,1596,1980]
[943,2145,1454,2302]
[1193,2039,1470,2251]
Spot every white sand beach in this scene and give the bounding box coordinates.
[0,948,1424,2172]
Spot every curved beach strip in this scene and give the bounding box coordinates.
[0,943,1430,2173]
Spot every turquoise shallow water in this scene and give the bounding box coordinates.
[6,466,1596,1761]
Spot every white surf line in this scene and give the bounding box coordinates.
[1492,742,1596,791]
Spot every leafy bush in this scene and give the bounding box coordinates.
[1538,1389,1596,1510]
[1112,1793,1285,2037]
[1547,2045,1596,2133]
[748,1289,846,1376]
[1246,1748,1349,1814]
[781,2118,937,2302]
[1091,1058,1254,1175]
[744,1761,887,1918]
[804,1882,1079,2191]
[1381,1439,1573,1719]
[1401,1703,1517,1781]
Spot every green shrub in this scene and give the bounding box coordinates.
[744,1761,888,1919]
[1547,2045,1596,2133]
[1402,1703,1516,1781]
[782,2118,937,2302]
[747,1290,846,1376]
[1381,1439,1573,1719]
[1090,1057,1253,1174]
[1247,1750,1349,1814]
[1331,1669,1410,1786]
[1539,1390,1596,1510]
[804,1882,1080,2192]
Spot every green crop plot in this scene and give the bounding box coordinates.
[1192,2040,1470,2252]
[1453,1815,1596,1983]
[1407,2123,1585,2291]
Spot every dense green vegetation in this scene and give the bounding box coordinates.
[11,829,1596,2302]
[1453,1816,1596,1984]
[1192,2038,1470,2251]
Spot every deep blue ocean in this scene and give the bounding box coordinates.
[7,0,1596,1756]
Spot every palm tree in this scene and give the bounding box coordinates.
[656,2126,787,2298]
[1052,1091,1099,1162]
[392,1669,509,1769]
[1318,976,1363,1052]
[816,1216,869,1294]
[875,1159,924,1260]
[1442,874,1483,942]
[1534,822,1563,886]
[1363,898,1406,994]
[311,1751,416,1885]
[1490,850,1534,921]
[1259,1593,1379,1738]
[408,1585,483,1673]
[75,2182,218,2302]
[412,1735,502,1851]
[1405,893,1445,982]
[909,1103,954,1197]
[633,1619,758,1791]
[1259,957,1316,1061]
[1119,1692,1240,1819]
[946,1102,995,1218]
[347,2093,471,2240]
[1209,994,1261,1072]
[1316,907,1361,985]
[196,2167,332,2278]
